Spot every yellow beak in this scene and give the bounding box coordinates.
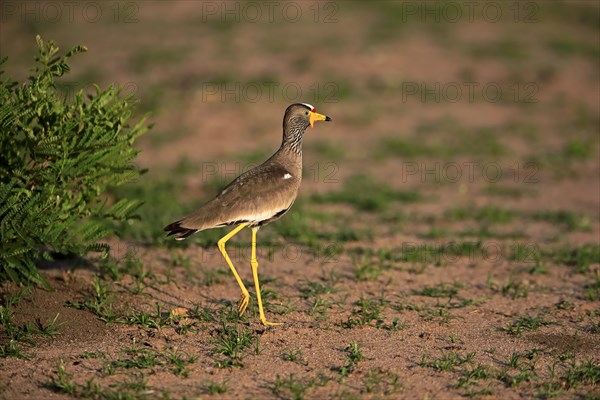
[309,111,331,128]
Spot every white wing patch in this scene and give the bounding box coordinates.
[283,173,292,180]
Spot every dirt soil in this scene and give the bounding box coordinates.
[1,2,599,399]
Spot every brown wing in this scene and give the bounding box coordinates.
[165,162,300,235]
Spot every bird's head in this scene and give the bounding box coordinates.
[284,103,331,130]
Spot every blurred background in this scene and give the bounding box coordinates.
[1,1,598,245]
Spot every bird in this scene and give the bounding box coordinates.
[164,103,331,326]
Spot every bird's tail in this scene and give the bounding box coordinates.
[163,220,198,240]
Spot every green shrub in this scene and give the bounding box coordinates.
[0,36,150,287]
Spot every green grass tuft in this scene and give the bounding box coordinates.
[505,314,557,336]
[211,324,256,368]
[546,244,600,274]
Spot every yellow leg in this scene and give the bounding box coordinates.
[251,228,281,326]
[217,223,250,316]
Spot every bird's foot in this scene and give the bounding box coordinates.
[260,318,282,327]
[237,293,250,316]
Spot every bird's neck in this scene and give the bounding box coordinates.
[275,137,303,176]
[281,126,305,156]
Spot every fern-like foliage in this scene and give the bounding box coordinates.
[0,36,150,287]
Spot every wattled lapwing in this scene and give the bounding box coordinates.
[164,103,331,326]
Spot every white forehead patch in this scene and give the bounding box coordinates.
[301,103,315,112]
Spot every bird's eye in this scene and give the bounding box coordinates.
[305,111,309,115]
